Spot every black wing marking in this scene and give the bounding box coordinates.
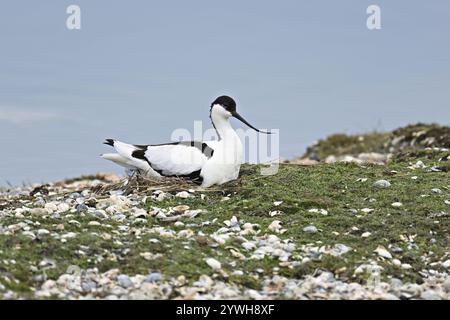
[134,141,214,158]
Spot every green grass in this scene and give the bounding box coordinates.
[0,149,449,298]
[302,123,450,160]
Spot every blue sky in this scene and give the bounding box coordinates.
[1,1,449,185]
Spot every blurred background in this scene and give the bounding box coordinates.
[0,0,449,185]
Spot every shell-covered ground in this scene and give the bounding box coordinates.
[0,148,449,300]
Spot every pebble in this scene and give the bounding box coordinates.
[329,244,351,256]
[442,260,450,269]
[205,258,221,270]
[57,203,70,212]
[392,259,401,266]
[373,180,391,188]
[61,232,77,239]
[361,232,372,238]
[174,221,185,228]
[81,281,97,292]
[374,246,392,259]
[308,208,328,216]
[44,203,58,213]
[30,208,47,216]
[145,273,162,283]
[175,191,193,199]
[303,226,318,233]
[389,244,404,253]
[173,205,190,213]
[117,274,134,288]
[268,220,282,233]
[21,229,35,237]
[37,229,50,236]
[431,188,442,194]
[420,290,442,300]
[76,204,88,212]
[93,210,109,219]
[412,160,426,169]
[391,202,403,207]
[242,242,256,250]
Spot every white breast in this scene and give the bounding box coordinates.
[200,132,243,187]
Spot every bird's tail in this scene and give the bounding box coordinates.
[101,139,150,172]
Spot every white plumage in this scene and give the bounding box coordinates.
[101,96,271,187]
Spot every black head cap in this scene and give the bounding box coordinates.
[211,96,236,113]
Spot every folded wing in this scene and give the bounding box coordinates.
[144,142,214,176]
[102,139,215,178]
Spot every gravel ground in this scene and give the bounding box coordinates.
[1,163,449,300]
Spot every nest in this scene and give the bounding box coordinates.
[92,167,259,196]
[93,175,193,195]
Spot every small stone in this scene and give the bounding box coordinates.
[44,203,58,213]
[22,231,36,239]
[361,208,374,213]
[391,202,403,207]
[420,290,441,300]
[145,273,162,283]
[269,210,282,217]
[373,180,391,188]
[61,232,77,239]
[431,188,442,194]
[57,203,70,212]
[30,208,47,216]
[308,208,328,216]
[374,246,392,259]
[303,226,318,233]
[117,274,133,288]
[442,260,450,269]
[389,244,404,253]
[175,191,193,198]
[37,229,50,236]
[51,213,61,219]
[81,281,97,292]
[242,242,256,250]
[392,259,401,266]
[412,160,426,169]
[174,221,185,228]
[76,204,88,213]
[93,210,109,219]
[242,223,253,230]
[268,220,282,233]
[205,258,221,270]
[361,232,372,238]
[88,221,101,226]
[173,205,190,213]
[401,263,412,270]
[273,201,283,206]
[330,244,351,256]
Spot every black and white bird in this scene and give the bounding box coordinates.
[101,96,271,187]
